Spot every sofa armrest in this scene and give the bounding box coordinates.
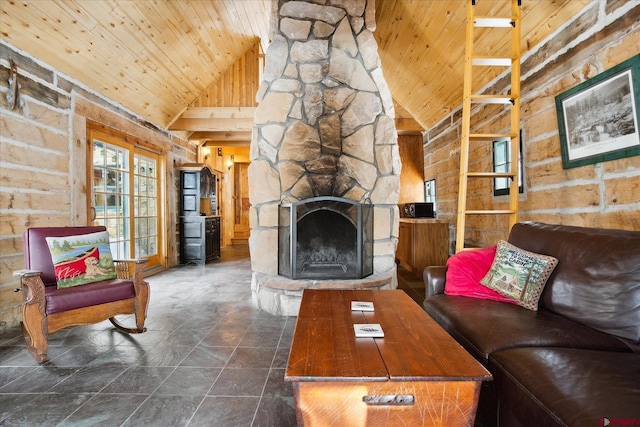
[424,266,447,297]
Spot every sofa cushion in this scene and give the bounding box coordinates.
[489,348,640,427]
[423,294,632,365]
[45,279,136,315]
[444,245,515,303]
[24,226,108,287]
[508,222,640,343]
[480,240,558,311]
[46,231,117,288]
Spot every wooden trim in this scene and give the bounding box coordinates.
[178,107,256,119]
[395,118,424,133]
[87,126,167,269]
[87,120,167,154]
[47,299,136,334]
[168,117,254,132]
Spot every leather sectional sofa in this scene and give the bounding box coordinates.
[423,222,640,426]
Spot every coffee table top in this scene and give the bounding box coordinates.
[285,289,492,383]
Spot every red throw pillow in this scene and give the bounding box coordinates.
[444,246,516,304]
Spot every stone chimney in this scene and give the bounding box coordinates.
[248,0,401,315]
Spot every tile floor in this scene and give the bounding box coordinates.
[0,245,425,426]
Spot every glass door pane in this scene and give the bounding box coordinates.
[134,154,159,259]
[93,141,131,258]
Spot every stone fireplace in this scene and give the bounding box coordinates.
[249,0,401,315]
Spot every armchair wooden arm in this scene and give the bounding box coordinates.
[111,258,149,334]
[13,270,47,363]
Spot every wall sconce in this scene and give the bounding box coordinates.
[227,155,235,171]
[202,146,211,161]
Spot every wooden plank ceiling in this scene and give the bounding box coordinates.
[0,0,589,144]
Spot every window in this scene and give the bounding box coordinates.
[425,179,436,214]
[493,132,523,196]
[89,127,165,270]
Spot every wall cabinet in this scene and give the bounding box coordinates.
[179,164,220,265]
[396,219,449,276]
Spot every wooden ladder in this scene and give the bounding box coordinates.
[455,0,521,252]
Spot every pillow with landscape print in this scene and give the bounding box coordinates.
[46,231,117,288]
[480,240,559,311]
[444,245,516,303]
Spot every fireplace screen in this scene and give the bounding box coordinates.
[278,197,373,280]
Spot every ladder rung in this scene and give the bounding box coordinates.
[458,247,483,252]
[471,95,514,104]
[474,17,514,28]
[469,133,514,140]
[472,57,512,67]
[465,210,518,215]
[467,172,516,178]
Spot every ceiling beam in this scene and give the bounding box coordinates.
[192,131,252,142]
[168,107,256,131]
[203,140,253,147]
[395,118,424,134]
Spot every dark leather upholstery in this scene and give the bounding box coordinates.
[490,348,640,426]
[24,226,107,286]
[23,226,136,314]
[424,294,632,365]
[422,222,640,427]
[508,222,640,343]
[45,279,135,314]
[423,266,446,297]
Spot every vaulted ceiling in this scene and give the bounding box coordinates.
[0,0,589,141]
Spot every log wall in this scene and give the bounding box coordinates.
[0,41,194,329]
[423,1,640,248]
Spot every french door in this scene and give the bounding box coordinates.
[89,130,165,270]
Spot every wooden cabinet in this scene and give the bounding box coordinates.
[180,216,220,265]
[205,216,221,263]
[180,164,217,216]
[179,164,220,265]
[396,219,449,276]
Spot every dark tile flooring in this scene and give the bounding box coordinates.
[0,245,425,426]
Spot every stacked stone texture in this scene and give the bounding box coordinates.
[249,0,401,302]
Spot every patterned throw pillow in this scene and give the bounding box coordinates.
[444,246,517,304]
[46,231,117,288]
[480,240,559,311]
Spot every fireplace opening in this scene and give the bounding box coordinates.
[278,197,373,280]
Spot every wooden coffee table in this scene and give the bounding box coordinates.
[285,289,492,426]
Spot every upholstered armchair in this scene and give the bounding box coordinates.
[14,226,149,363]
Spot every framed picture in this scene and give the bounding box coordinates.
[555,55,640,169]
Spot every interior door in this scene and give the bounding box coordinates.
[234,162,250,238]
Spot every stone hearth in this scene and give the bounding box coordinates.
[249,0,401,316]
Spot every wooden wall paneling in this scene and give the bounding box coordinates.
[398,134,426,205]
[187,39,261,109]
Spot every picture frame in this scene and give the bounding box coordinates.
[555,55,640,169]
